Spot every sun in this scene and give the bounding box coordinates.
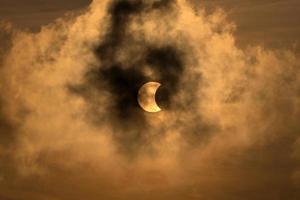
[137,82,162,113]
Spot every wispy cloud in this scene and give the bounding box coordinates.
[0,0,299,199]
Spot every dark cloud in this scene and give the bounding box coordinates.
[68,0,207,154]
[0,102,14,146]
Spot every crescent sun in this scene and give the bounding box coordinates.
[137,82,162,113]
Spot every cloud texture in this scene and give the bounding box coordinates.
[0,0,300,199]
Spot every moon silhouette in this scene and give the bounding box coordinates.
[138,82,162,113]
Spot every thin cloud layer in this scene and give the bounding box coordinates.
[0,0,300,199]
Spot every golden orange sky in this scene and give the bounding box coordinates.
[0,1,300,200]
[1,0,299,51]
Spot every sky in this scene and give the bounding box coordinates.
[200,0,300,51]
[1,0,300,50]
[0,0,300,200]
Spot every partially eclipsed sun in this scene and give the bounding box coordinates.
[138,82,162,113]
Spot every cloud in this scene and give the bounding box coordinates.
[0,0,300,199]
